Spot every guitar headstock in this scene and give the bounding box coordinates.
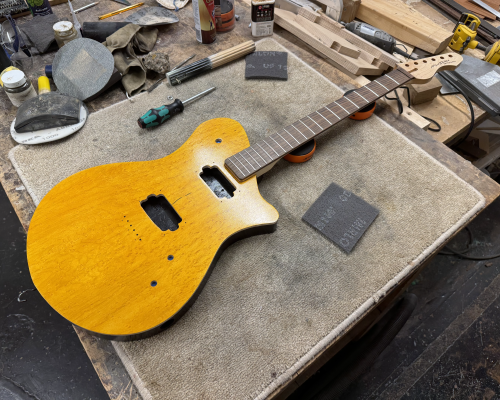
[398,53,463,84]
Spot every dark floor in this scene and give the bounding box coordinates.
[2,182,500,400]
[0,187,108,400]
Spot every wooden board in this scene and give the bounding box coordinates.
[356,0,454,54]
[274,8,384,75]
[294,15,361,58]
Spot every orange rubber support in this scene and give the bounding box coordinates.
[284,139,316,163]
[344,89,376,121]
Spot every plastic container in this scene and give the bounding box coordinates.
[215,0,235,33]
[0,66,19,87]
[2,69,37,107]
[53,21,79,48]
[192,0,216,44]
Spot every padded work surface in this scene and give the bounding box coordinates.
[9,38,485,400]
[302,183,379,253]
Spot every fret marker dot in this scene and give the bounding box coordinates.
[151,281,157,287]
[168,255,174,260]
[215,138,222,143]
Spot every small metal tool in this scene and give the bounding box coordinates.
[68,0,83,37]
[138,87,216,128]
[147,54,195,93]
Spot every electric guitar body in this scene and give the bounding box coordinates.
[27,118,279,340]
[27,54,464,340]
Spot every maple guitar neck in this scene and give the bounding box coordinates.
[224,68,414,182]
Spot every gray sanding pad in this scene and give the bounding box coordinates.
[52,38,115,101]
[302,183,379,253]
[245,51,288,80]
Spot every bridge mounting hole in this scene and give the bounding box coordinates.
[168,255,174,260]
[151,281,157,287]
[215,138,222,143]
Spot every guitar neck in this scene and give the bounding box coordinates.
[224,68,414,182]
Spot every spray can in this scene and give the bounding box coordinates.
[25,0,53,16]
[251,0,274,37]
[193,0,216,44]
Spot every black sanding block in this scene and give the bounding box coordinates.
[245,51,288,80]
[302,183,379,253]
[15,93,82,133]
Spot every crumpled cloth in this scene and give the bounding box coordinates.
[18,14,60,54]
[103,24,158,95]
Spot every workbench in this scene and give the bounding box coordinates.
[1,0,500,398]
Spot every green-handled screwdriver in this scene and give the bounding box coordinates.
[138,87,216,129]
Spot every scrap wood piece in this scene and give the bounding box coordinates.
[300,9,399,68]
[403,77,442,106]
[294,14,361,58]
[356,0,454,54]
[274,8,384,75]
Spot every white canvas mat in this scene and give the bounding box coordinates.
[9,38,485,399]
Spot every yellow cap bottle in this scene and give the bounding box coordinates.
[38,76,51,95]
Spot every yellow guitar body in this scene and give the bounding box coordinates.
[27,118,279,340]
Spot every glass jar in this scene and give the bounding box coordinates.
[2,69,37,107]
[53,21,78,48]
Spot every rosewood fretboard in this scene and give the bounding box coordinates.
[224,68,414,181]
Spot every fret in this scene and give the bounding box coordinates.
[248,147,266,164]
[324,106,340,120]
[308,115,324,130]
[256,142,273,161]
[344,96,358,108]
[358,87,377,102]
[385,74,399,85]
[263,139,280,156]
[235,154,252,173]
[316,110,332,125]
[224,68,415,181]
[364,85,378,98]
[244,149,262,169]
[334,101,349,115]
[227,158,244,175]
[291,123,308,139]
[375,80,389,91]
[270,135,288,153]
[299,119,317,135]
[240,152,259,171]
[353,91,368,103]
[283,127,301,144]
[275,131,294,149]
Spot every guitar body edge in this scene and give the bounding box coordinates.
[83,221,277,341]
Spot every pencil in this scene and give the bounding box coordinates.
[98,2,143,20]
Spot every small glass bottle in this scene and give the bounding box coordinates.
[2,69,37,107]
[53,21,79,48]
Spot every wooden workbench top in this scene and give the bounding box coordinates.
[1,0,499,398]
